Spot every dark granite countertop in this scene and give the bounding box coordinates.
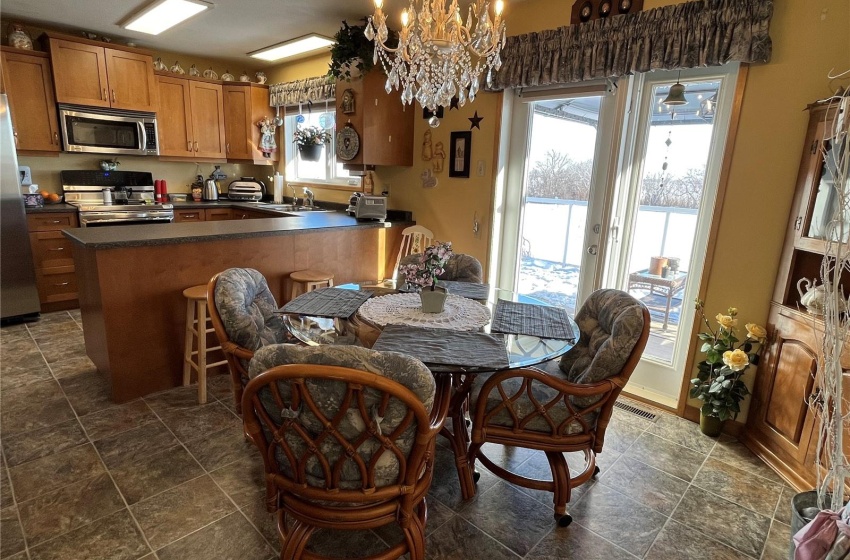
[25,203,77,213]
[63,211,413,249]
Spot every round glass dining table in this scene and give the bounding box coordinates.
[280,281,577,374]
[279,280,579,501]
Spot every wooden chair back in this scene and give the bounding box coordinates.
[394,225,434,277]
[242,362,449,559]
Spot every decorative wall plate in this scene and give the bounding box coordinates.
[336,124,360,161]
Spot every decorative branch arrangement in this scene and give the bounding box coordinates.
[814,84,850,513]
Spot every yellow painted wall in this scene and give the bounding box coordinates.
[265,53,330,85]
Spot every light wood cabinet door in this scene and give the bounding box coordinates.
[223,86,251,160]
[1,50,60,153]
[156,76,194,157]
[49,38,109,107]
[104,48,157,112]
[189,81,226,159]
[205,208,232,221]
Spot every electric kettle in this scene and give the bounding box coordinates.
[202,178,219,201]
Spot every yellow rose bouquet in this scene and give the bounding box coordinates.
[690,299,766,428]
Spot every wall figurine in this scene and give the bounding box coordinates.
[257,117,277,158]
[421,130,433,161]
[432,141,446,173]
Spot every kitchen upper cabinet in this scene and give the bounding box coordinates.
[0,48,60,154]
[223,82,278,164]
[335,71,414,167]
[156,74,226,160]
[45,32,157,112]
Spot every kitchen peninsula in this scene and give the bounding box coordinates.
[65,211,410,402]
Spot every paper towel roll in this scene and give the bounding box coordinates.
[273,173,284,203]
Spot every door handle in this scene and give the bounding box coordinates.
[111,89,116,103]
[226,143,230,154]
[53,282,70,287]
[102,88,107,101]
[53,131,59,144]
[187,140,192,152]
[12,130,18,146]
[48,247,65,251]
[587,245,598,255]
[193,141,199,152]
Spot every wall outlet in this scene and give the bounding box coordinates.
[477,160,485,177]
[18,165,32,186]
[382,183,390,196]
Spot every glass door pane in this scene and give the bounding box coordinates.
[622,79,722,364]
[516,96,603,313]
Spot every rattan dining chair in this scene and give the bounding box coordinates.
[243,344,451,560]
[466,289,650,527]
[207,268,288,414]
[396,253,483,284]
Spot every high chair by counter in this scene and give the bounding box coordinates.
[182,284,227,403]
[288,269,334,301]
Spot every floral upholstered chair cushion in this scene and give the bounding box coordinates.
[470,289,647,433]
[397,253,483,283]
[248,344,435,489]
[213,268,286,352]
[558,289,647,385]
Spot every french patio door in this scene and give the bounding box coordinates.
[494,65,739,409]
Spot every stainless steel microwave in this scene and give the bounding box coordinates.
[58,105,159,156]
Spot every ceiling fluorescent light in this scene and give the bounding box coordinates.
[122,0,211,35]
[249,35,333,62]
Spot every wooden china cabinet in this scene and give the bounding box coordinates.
[742,99,850,490]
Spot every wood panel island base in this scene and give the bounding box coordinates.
[66,214,408,402]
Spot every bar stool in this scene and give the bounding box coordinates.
[289,269,334,301]
[182,284,227,404]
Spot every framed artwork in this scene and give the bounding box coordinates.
[449,131,471,178]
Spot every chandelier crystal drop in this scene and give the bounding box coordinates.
[366,0,506,119]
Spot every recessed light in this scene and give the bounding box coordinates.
[121,0,211,35]
[249,34,334,62]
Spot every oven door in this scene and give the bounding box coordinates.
[80,211,174,227]
[59,107,157,156]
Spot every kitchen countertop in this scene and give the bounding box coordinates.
[25,203,77,213]
[63,210,412,249]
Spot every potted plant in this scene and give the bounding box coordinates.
[399,241,453,313]
[293,125,332,162]
[328,19,376,81]
[689,300,766,436]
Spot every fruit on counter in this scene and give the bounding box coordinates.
[47,193,61,203]
[40,190,49,199]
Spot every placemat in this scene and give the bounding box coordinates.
[372,325,510,369]
[491,300,575,341]
[278,288,372,318]
[437,280,490,300]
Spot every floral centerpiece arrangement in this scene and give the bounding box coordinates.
[399,241,453,292]
[689,299,766,436]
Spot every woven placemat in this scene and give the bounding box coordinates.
[436,280,490,300]
[491,300,575,341]
[278,288,372,318]
[372,325,509,368]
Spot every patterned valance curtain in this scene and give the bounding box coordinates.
[269,75,335,108]
[491,0,773,90]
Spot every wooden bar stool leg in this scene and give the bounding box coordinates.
[183,297,195,387]
[196,299,208,404]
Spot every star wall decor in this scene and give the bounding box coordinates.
[449,97,460,110]
[468,111,483,130]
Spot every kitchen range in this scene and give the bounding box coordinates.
[61,170,174,226]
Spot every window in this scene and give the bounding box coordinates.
[283,110,352,185]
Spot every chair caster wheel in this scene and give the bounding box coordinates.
[557,514,573,527]
[593,466,600,477]
[473,470,481,483]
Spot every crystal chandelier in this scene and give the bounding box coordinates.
[365,0,506,122]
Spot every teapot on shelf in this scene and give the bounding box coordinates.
[797,277,848,316]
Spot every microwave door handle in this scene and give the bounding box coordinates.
[138,121,147,152]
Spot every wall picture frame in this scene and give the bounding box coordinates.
[449,131,471,178]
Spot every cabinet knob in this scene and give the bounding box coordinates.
[48,247,65,251]
[53,131,59,144]
[111,89,116,103]
[12,130,18,146]
[226,143,230,154]
[51,220,61,224]
[102,88,107,101]
[193,141,199,152]
[53,282,70,287]
[187,140,192,152]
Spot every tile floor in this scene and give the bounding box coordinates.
[0,311,796,560]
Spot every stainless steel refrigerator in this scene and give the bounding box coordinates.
[0,93,41,322]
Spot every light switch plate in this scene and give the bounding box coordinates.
[18,166,32,186]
